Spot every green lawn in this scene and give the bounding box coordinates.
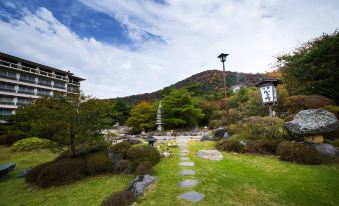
[139,141,339,206]
[1,142,339,206]
[0,146,132,206]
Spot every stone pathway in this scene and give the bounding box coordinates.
[176,137,204,203]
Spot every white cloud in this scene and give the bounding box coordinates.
[0,0,338,98]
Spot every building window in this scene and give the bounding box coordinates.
[67,86,79,93]
[38,78,51,86]
[54,81,65,89]
[0,69,16,79]
[18,86,34,94]
[0,109,13,116]
[37,89,50,96]
[0,82,15,92]
[17,98,32,105]
[20,74,36,83]
[0,95,14,105]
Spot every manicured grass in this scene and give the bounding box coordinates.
[138,141,339,206]
[0,146,132,206]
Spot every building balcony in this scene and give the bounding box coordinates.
[0,59,68,81]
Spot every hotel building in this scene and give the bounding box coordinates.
[0,52,84,121]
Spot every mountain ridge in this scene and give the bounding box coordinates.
[111,70,264,104]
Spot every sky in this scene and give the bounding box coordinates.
[0,0,338,99]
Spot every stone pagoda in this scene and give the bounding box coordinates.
[156,101,164,131]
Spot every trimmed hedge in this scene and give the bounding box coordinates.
[11,137,54,151]
[101,190,136,206]
[26,161,54,184]
[135,161,153,175]
[244,139,280,155]
[216,139,244,153]
[86,152,112,175]
[115,160,132,174]
[110,142,131,156]
[126,146,160,170]
[0,130,27,146]
[277,141,323,165]
[36,158,86,188]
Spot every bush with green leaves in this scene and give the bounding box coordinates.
[277,141,323,165]
[101,190,136,206]
[244,139,280,155]
[216,139,244,153]
[86,152,112,175]
[115,160,132,174]
[11,137,55,152]
[0,130,27,146]
[229,116,287,140]
[36,158,86,188]
[26,161,55,184]
[135,161,153,175]
[126,146,160,170]
[110,142,132,156]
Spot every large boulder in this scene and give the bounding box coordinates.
[128,175,156,197]
[213,128,228,141]
[197,150,223,161]
[200,134,213,141]
[313,143,338,158]
[286,109,338,135]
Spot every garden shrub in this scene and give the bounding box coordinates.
[284,114,296,122]
[244,139,280,155]
[11,137,54,151]
[213,128,227,141]
[36,158,86,187]
[0,130,27,145]
[229,108,243,123]
[110,142,132,156]
[126,146,160,170]
[26,161,54,184]
[115,160,132,174]
[216,139,244,153]
[208,119,224,129]
[229,116,287,140]
[322,105,339,140]
[285,95,335,114]
[135,161,153,175]
[101,190,136,206]
[277,141,323,165]
[86,152,112,175]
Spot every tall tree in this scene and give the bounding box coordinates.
[276,30,339,103]
[162,89,204,129]
[15,94,105,156]
[126,101,156,133]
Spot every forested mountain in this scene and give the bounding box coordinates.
[111,70,264,104]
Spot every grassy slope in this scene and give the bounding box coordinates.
[139,141,339,206]
[0,146,132,206]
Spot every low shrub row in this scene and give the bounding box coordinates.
[26,142,161,188]
[0,130,27,146]
[217,139,325,165]
[101,190,136,206]
[11,137,55,152]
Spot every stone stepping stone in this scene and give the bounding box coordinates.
[178,179,199,188]
[197,149,223,161]
[180,157,190,161]
[177,191,204,202]
[179,162,195,167]
[181,149,189,153]
[179,170,196,176]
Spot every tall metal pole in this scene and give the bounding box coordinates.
[222,61,230,125]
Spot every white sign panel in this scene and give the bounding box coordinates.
[260,85,274,103]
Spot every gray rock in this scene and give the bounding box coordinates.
[286,109,338,135]
[177,191,204,202]
[197,150,223,161]
[178,179,199,188]
[181,157,190,161]
[179,162,195,167]
[223,131,229,139]
[180,170,196,176]
[128,175,157,197]
[18,168,32,178]
[313,143,338,157]
[200,135,213,141]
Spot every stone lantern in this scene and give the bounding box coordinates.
[147,136,157,147]
[254,78,281,116]
[286,109,338,144]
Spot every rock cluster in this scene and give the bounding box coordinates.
[197,150,224,161]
